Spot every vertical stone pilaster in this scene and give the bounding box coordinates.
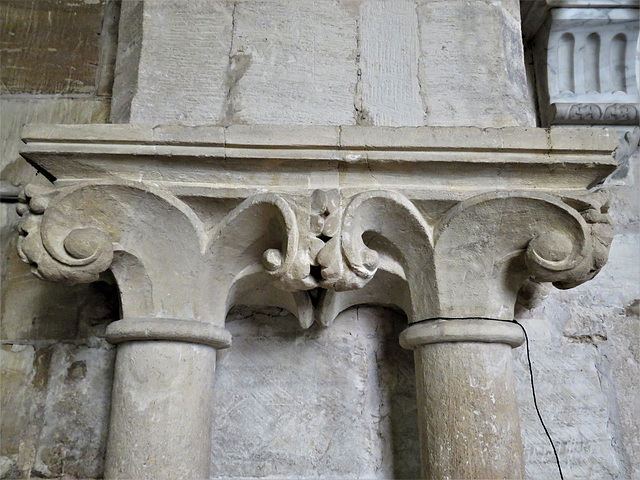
[401,319,526,479]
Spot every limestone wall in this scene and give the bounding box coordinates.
[1,1,119,477]
[1,1,638,479]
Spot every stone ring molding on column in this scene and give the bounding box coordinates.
[16,124,620,479]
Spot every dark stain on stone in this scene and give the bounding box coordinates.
[77,280,121,337]
[32,346,54,390]
[625,299,639,317]
[66,360,87,382]
[565,333,608,344]
[222,53,252,126]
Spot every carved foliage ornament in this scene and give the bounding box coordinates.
[17,183,613,324]
[552,103,640,125]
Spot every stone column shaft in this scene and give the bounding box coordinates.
[104,319,231,480]
[401,319,526,480]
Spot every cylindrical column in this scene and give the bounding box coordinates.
[104,318,232,480]
[400,319,525,480]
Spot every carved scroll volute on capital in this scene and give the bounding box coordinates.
[433,191,613,319]
[17,182,208,318]
[315,190,437,325]
[206,193,316,328]
[17,184,114,284]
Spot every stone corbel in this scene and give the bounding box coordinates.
[16,124,620,479]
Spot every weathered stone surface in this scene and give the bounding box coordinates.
[3,1,639,479]
[358,0,424,126]
[105,341,216,480]
[12,122,623,478]
[514,148,640,479]
[123,0,234,125]
[227,0,357,125]
[211,306,419,479]
[0,0,110,95]
[32,342,114,478]
[1,98,110,183]
[109,0,142,123]
[0,341,114,479]
[0,344,38,479]
[1,98,113,342]
[0,96,113,479]
[417,0,536,127]
[412,341,525,479]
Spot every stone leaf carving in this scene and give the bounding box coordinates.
[432,191,612,319]
[208,193,316,293]
[206,193,316,328]
[15,181,613,328]
[17,181,208,319]
[16,182,318,328]
[314,190,435,322]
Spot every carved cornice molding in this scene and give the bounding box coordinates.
[17,125,619,332]
[551,103,640,125]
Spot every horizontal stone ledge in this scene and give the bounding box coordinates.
[22,124,619,152]
[399,319,525,349]
[19,124,618,193]
[105,318,232,349]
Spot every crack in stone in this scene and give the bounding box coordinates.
[221,2,251,127]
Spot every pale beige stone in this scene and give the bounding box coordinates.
[417,0,536,127]
[125,0,234,125]
[12,121,621,479]
[358,0,424,126]
[414,341,525,479]
[228,0,358,125]
[105,341,216,480]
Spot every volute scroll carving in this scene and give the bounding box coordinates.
[15,180,614,328]
[432,191,613,319]
[17,184,115,284]
[16,181,210,319]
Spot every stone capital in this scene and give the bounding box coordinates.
[17,124,618,329]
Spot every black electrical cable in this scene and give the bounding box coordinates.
[411,317,565,479]
[513,319,565,480]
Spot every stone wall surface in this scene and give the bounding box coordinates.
[211,307,420,479]
[1,2,119,478]
[1,1,639,480]
[117,0,536,127]
[514,146,640,480]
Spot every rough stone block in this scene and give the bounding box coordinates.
[1,0,108,95]
[210,306,420,478]
[358,0,424,126]
[416,0,536,127]
[227,0,357,125]
[0,342,114,479]
[126,0,234,125]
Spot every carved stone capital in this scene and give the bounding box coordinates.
[17,125,619,328]
[17,183,114,284]
[432,190,614,318]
